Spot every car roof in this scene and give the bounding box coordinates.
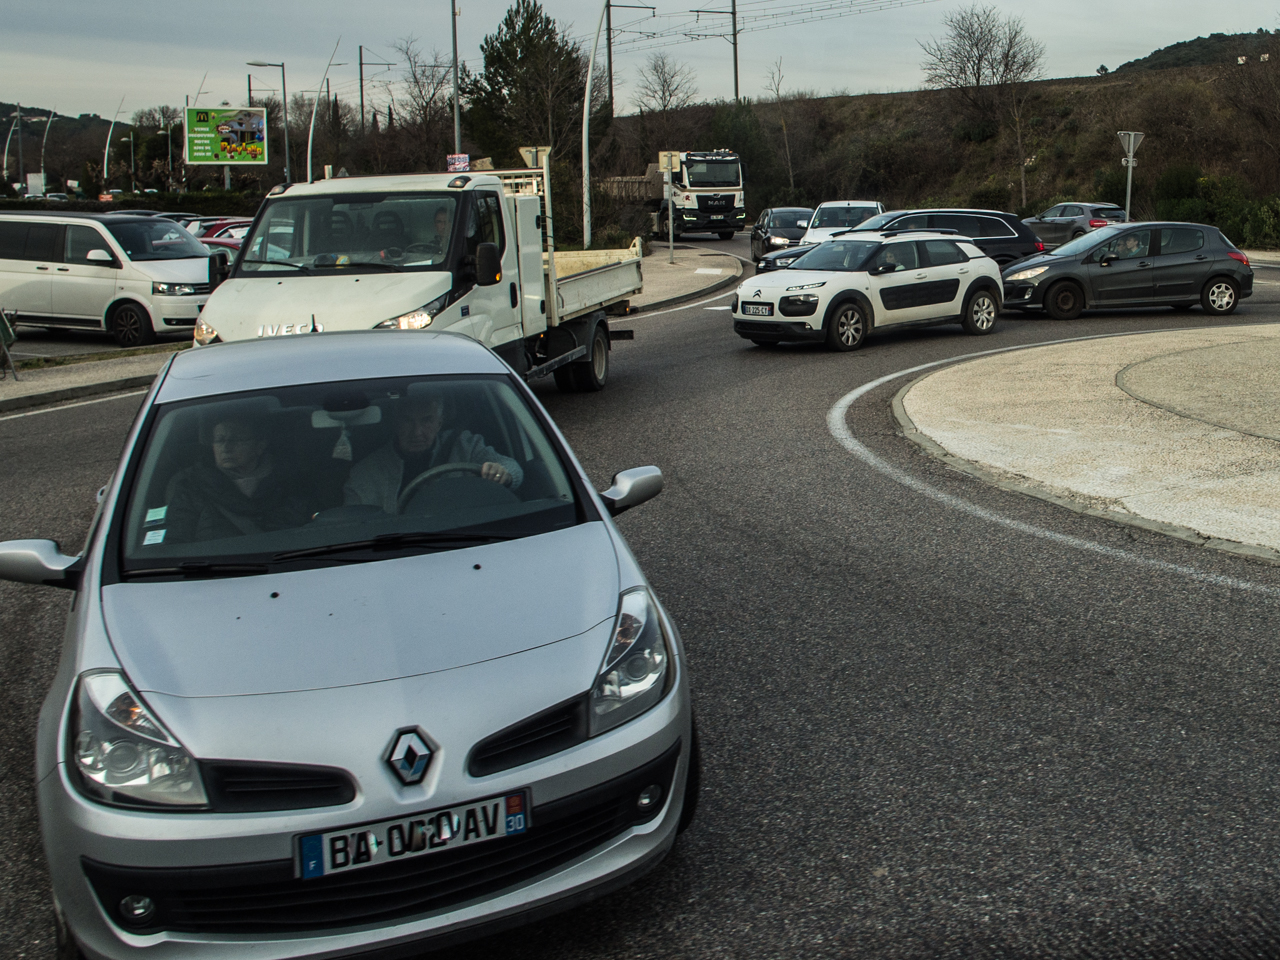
[0,210,178,225]
[879,208,1014,218]
[155,331,510,403]
[815,200,879,208]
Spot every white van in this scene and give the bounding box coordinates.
[0,212,214,346]
[800,201,885,246]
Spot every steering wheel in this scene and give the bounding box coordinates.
[405,242,437,256]
[397,462,485,513]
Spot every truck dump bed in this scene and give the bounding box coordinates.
[549,239,644,321]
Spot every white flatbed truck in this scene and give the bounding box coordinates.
[195,166,641,392]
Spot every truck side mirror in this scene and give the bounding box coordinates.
[208,250,231,290]
[475,242,501,286]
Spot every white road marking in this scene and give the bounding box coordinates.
[0,390,148,422]
[705,306,732,311]
[826,332,1280,598]
[635,290,735,319]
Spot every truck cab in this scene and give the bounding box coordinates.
[659,150,746,240]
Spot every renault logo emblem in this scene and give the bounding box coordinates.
[386,728,433,785]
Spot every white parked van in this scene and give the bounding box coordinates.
[800,201,885,246]
[0,212,213,346]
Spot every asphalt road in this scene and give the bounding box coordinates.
[6,241,1280,959]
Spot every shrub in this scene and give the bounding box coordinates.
[970,183,1010,210]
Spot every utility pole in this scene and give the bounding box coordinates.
[451,0,462,155]
[605,4,654,111]
[247,74,253,107]
[690,2,739,101]
[40,108,55,177]
[15,104,23,182]
[359,46,365,135]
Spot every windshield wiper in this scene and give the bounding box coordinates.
[121,561,271,580]
[240,259,310,273]
[338,261,404,272]
[273,531,515,562]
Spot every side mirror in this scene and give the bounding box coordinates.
[0,539,81,589]
[869,263,896,276]
[1099,252,1118,266]
[599,466,663,517]
[86,248,114,264]
[208,250,231,290]
[475,242,501,286]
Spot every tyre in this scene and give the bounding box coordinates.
[657,212,680,241]
[824,300,866,352]
[961,288,998,335]
[718,231,735,240]
[1071,230,1085,240]
[677,716,701,834]
[54,907,85,960]
[111,302,156,347]
[553,366,577,393]
[570,323,609,392]
[1044,281,1084,321]
[1201,277,1239,315]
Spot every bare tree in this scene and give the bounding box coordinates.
[765,59,794,193]
[394,38,454,168]
[919,3,1044,205]
[634,52,698,115]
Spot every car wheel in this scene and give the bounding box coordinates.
[1044,281,1084,321]
[1201,277,1239,315]
[54,907,85,960]
[570,324,609,392]
[111,302,156,347]
[824,300,866,352]
[677,716,702,834]
[1071,230,1085,240]
[718,231,735,241]
[961,289,998,335]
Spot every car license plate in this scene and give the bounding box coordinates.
[742,302,773,317]
[297,790,529,880]
[711,214,724,219]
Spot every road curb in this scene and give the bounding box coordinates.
[629,258,744,314]
[0,375,156,414]
[889,369,1280,569]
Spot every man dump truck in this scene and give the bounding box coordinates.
[195,166,642,392]
[602,150,745,241]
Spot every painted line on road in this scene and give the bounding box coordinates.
[826,332,1280,598]
[0,390,148,423]
[636,290,735,319]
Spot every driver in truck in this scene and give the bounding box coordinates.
[344,389,523,514]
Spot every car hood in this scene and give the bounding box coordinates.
[101,523,620,698]
[1002,252,1071,277]
[740,268,837,294]
[129,258,214,283]
[199,271,453,341]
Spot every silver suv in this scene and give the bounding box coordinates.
[1023,203,1127,248]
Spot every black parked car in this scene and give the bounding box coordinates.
[750,207,815,260]
[756,243,816,272]
[854,208,1044,266]
[1001,222,1252,319]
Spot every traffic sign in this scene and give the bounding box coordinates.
[519,146,552,169]
[658,151,681,172]
[1117,131,1145,155]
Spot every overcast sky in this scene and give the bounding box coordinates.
[3,0,1277,121]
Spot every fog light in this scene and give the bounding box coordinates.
[637,784,663,811]
[119,894,155,924]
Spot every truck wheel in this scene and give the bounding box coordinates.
[111,302,156,347]
[718,231,735,241]
[658,212,681,240]
[553,367,578,393]
[571,324,609,392]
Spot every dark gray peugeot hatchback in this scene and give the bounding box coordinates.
[1001,222,1253,319]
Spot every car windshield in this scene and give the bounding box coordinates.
[105,220,209,261]
[788,240,881,272]
[119,375,580,574]
[237,192,459,274]
[852,212,903,231]
[812,206,878,229]
[1053,224,1126,258]
[770,210,811,228]
[683,160,741,187]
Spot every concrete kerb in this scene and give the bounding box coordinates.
[628,258,744,314]
[0,376,158,414]
[889,367,1280,568]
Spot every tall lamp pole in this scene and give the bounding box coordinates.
[451,0,462,155]
[120,135,135,193]
[247,60,291,182]
[582,0,608,248]
[40,109,55,180]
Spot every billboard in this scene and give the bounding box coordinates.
[186,107,268,165]
[447,154,469,172]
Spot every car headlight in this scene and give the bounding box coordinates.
[1006,265,1050,282]
[375,293,449,330]
[152,282,198,296]
[776,258,796,267]
[590,588,671,736]
[786,281,825,291]
[69,671,209,809]
[193,318,220,346]
[768,236,790,247]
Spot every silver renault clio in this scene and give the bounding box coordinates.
[2,332,695,959]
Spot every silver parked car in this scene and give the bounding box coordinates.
[1023,202,1127,248]
[2,331,696,959]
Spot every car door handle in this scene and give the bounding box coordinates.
[914,272,928,279]
[1195,255,1208,261]
[1137,261,1151,268]
[56,266,70,272]
[35,265,49,271]
[958,267,969,274]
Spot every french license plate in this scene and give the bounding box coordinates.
[297,790,529,880]
[742,302,773,317]
[711,214,724,219]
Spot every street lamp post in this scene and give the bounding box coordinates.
[247,60,291,182]
[121,135,136,193]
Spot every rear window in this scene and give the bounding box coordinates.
[930,214,982,237]
[1092,207,1126,221]
[973,216,1016,239]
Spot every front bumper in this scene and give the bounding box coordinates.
[733,317,824,342]
[152,295,210,328]
[42,666,690,959]
[1002,281,1045,309]
[679,208,746,232]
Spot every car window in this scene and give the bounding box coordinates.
[1159,228,1204,256]
[770,212,808,228]
[930,214,982,237]
[471,192,505,255]
[1062,205,1084,217]
[973,216,1016,239]
[872,242,919,271]
[119,375,580,572]
[0,221,27,259]
[1091,207,1126,221]
[66,225,112,265]
[23,223,59,261]
[1041,205,1064,218]
[812,205,878,229]
[888,214,930,231]
[788,240,880,272]
[1097,229,1152,260]
[922,240,968,266]
[106,220,207,261]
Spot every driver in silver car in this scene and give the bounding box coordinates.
[344,390,523,513]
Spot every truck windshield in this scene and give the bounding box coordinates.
[119,375,581,575]
[237,192,459,275]
[683,160,741,188]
